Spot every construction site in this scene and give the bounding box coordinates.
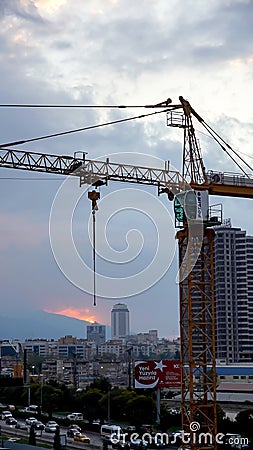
[1,96,253,450]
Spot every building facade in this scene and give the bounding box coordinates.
[87,323,106,345]
[214,222,253,363]
[111,303,130,339]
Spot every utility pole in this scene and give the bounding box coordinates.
[126,347,133,389]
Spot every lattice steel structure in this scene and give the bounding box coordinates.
[178,226,217,450]
[1,97,253,450]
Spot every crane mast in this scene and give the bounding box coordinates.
[1,97,253,450]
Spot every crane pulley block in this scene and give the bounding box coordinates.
[88,190,100,211]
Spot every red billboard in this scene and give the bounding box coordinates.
[134,359,181,389]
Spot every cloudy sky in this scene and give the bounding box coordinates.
[0,0,253,339]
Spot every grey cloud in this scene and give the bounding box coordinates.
[185,1,253,65]
[0,0,252,338]
[0,0,44,23]
[77,0,253,71]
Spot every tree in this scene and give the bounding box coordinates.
[102,388,136,422]
[80,388,103,423]
[125,395,156,427]
[235,409,253,437]
[89,377,111,393]
[39,384,64,418]
[29,424,36,446]
[54,426,61,450]
[159,407,181,431]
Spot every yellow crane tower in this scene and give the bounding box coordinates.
[1,96,253,450]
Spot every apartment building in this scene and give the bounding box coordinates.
[214,222,253,363]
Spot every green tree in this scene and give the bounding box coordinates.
[81,389,103,423]
[97,387,136,422]
[235,409,253,437]
[159,407,181,431]
[216,404,234,435]
[29,424,36,446]
[125,395,156,427]
[89,377,111,393]
[39,385,64,418]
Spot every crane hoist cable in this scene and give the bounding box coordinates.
[200,120,253,176]
[0,107,173,147]
[88,190,100,306]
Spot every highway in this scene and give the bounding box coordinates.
[0,420,102,449]
[0,420,178,450]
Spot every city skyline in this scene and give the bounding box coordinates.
[0,1,253,338]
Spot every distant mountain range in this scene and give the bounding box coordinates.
[0,310,109,341]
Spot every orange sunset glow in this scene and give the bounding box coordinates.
[44,307,97,323]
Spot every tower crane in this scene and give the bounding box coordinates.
[1,96,253,450]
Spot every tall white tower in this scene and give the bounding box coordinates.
[111,303,130,339]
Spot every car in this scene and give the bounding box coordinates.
[5,417,18,426]
[112,440,130,450]
[130,440,148,449]
[46,421,58,427]
[67,428,80,438]
[111,436,131,450]
[168,408,180,415]
[45,425,58,433]
[25,405,39,414]
[224,434,249,449]
[123,426,136,432]
[26,417,37,425]
[67,412,83,421]
[92,419,100,425]
[1,411,12,420]
[34,421,45,431]
[45,421,59,433]
[148,438,167,449]
[139,425,153,433]
[15,421,29,431]
[73,433,90,443]
[68,424,81,432]
[171,430,183,443]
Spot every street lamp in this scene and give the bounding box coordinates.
[40,374,44,415]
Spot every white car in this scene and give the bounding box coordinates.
[1,411,12,420]
[67,413,83,421]
[26,417,37,425]
[45,421,59,433]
